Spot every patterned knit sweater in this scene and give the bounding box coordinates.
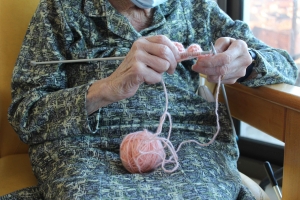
[3,0,297,199]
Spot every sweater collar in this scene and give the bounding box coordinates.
[83,0,177,41]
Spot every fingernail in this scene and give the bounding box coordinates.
[191,64,195,71]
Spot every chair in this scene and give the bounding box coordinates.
[223,83,300,200]
[0,0,40,195]
[0,0,299,199]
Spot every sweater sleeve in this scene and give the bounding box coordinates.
[190,0,298,87]
[8,0,93,145]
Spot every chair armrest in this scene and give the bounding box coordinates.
[224,83,300,141]
[224,83,300,200]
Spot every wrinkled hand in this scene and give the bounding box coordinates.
[192,37,253,84]
[87,35,180,114]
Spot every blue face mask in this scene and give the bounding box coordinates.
[131,0,168,9]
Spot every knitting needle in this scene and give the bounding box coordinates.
[211,41,238,138]
[30,45,215,66]
[30,56,126,66]
[210,42,217,55]
[177,43,215,62]
[264,161,282,200]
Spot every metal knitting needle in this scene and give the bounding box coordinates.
[264,161,282,200]
[30,56,126,66]
[30,43,216,66]
[210,42,217,55]
[179,49,213,57]
[211,41,238,138]
[30,51,212,66]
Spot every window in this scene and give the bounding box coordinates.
[244,0,300,86]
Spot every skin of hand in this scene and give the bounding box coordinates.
[86,35,180,115]
[192,37,253,84]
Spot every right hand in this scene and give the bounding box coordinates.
[86,35,180,114]
[191,37,252,84]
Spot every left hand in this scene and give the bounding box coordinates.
[191,37,253,84]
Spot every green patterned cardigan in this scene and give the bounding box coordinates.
[2,0,297,199]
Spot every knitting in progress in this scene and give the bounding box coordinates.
[120,43,222,174]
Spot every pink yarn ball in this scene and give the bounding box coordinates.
[120,130,165,173]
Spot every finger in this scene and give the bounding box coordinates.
[214,37,236,53]
[192,54,231,76]
[207,57,248,79]
[142,67,164,84]
[126,44,172,75]
[131,61,164,84]
[113,58,164,86]
[222,39,249,61]
[143,36,180,74]
[145,35,181,60]
[138,52,171,74]
[192,40,250,76]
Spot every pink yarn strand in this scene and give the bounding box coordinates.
[175,76,222,153]
[156,76,222,173]
[155,79,172,140]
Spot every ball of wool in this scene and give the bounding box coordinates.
[120,130,165,173]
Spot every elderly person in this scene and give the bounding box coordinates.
[2,0,297,199]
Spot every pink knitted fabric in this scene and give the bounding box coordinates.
[177,43,208,62]
[186,43,202,52]
[173,42,186,53]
